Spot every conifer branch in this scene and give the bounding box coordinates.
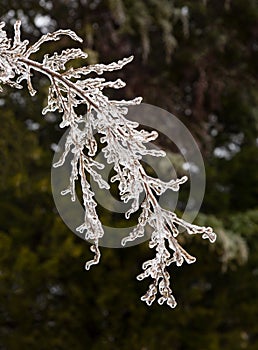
[0,20,216,308]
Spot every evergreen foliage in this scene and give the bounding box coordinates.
[0,1,257,349]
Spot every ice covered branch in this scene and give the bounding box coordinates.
[0,20,216,308]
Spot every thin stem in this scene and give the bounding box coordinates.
[19,57,100,110]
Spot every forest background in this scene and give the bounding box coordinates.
[0,1,257,349]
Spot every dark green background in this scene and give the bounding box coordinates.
[0,1,257,349]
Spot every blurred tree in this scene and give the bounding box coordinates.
[0,0,257,349]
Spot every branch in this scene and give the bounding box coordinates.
[0,20,216,308]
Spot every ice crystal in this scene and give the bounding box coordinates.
[0,20,216,308]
